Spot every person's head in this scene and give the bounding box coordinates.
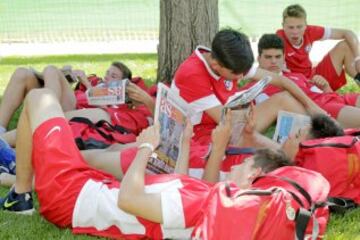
[210,28,254,80]
[257,34,285,73]
[104,61,132,83]
[230,148,293,189]
[308,114,345,139]
[282,4,307,46]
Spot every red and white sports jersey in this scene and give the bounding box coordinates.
[172,46,257,144]
[276,25,331,78]
[72,174,212,239]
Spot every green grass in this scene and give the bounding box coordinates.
[0,54,359,239]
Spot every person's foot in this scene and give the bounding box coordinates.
[0,188,34,215]
[0,137,16,175]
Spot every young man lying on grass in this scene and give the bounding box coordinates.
[0,63,153,146]
[0,88,292,239]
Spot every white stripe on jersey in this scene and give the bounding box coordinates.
[171,81,220,125]
[189,94,222,113]
[321,27,332,40]
[72,180,145,234]
[189,168,228,181]
[72,179,192,238]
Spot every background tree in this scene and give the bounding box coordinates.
[157,0,219,83]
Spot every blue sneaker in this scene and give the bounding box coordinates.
[0,137,16,175]
[0,188,34,215]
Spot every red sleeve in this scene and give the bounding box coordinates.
[174,69,214,103]
[306,25,325,42]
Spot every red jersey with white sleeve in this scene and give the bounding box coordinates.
[172,46,257,144]
[276,25,331,78]
[240,72,357,118]
[72,174,212,239]
[32,117,212,239]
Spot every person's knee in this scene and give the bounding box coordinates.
[335,40,351,53]
[13,67,34,82]
[43,65,61,76]
[24,89,56,107]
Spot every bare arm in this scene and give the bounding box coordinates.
[204,105,223,124]
[330,28,360,72]
[202,110,232,182]
[117,124,163,223]
[127,82,155,115]
[252,68,326,115]
[174,120,193,175]
[72,69,92,89]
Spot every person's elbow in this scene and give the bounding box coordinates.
[117,189,133,212]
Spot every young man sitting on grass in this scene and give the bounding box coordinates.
[246,33,360,129]
[277,4,360,91]
[0,88,292,239]
[172,28,327,151]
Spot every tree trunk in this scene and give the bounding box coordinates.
[157,0,219,83]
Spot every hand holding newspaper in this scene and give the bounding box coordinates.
[224,76,272,109]
[222,76,272,145]
[273,110,311,144]
[146,83,195,174]
[86,79,128,106]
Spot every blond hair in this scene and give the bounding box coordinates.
[283,4,306,22]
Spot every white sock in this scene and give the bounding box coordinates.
[0,125,7,134]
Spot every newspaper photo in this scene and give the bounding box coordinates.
[147,83,193,174]
[86,79,128,106]
[224,76,272,109]
[273,110,311,144]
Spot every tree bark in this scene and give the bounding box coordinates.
[157,0,219,83]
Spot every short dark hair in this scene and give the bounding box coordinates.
[112,61,132,80]
[283,4,307,22]
[252,148,293,173]
[309,114,345,139]
[258,34,284,56]
[211,28,254,74]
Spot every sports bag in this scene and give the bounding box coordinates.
[193,166,330,240]
[296,135,360,205]
[69,117,137,150]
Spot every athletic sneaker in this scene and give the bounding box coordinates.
[0,188,34,215]
[0,137,16,175]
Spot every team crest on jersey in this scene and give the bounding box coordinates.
[224,79,233,90]
[305,44,312,53]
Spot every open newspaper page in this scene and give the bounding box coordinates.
[86,79,127,106]
[147,83,193,174]
[221,76,271,142]
[273,110,311,144]
[224,76,272,109]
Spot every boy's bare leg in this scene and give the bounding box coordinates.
[337,106,360,128]
[0,68,41,129]
[329,41,357,77]
[42,65,76,112]
[65,108,111,123]
[254,91,307,133]
[81,149,124,179]
[15,88,65,194]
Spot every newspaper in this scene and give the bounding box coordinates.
[86,79,128,106]
[221,76,271,144]
[273,110,311,144]
[147,83,193,174]
[224,76,272,109]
